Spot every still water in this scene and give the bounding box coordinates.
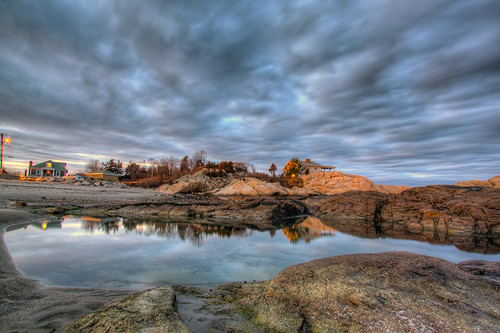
[6,216,500,290]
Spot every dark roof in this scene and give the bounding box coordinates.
[31,160,67,171]
[302,160,335,168]
[85,170,120,176]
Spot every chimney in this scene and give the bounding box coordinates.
[305,158,311,163]
[29,161,33,167]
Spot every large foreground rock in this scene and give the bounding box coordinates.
[233,252,499,332]
[64,286,189,333]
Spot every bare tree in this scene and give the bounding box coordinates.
[166,156,180,180]
[147,158,157,178]
[191,150,208,169]
[85,159,100,172]
[158,158,170,181]
[125,161,141,180]
[167,156,179,173]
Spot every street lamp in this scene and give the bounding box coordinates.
[1,133,11,174]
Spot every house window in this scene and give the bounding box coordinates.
[56,171,60,176]
[47,162,52,168]
[36,169,40,175]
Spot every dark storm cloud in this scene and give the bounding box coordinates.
[0,0,499,184]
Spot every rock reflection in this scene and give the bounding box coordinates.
[318,217,500,254]
[283,217,336,244]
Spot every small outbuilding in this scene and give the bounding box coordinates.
[85,170,120,182]
[301,158,336,175]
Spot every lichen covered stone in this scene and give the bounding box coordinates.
[64,286,189,333]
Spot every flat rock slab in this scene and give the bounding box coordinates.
[232,252,500,333]
[64,286,189,333]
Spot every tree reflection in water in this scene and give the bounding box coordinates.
[78,217,252,247]
[75,215,337,246]
[80,217,122,234]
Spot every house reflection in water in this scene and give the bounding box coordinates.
[31,219,62,231]
[77,216,124,234]
[282,217,336,244]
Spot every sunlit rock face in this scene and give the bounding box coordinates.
[64,286,189,333]
[301,171,410,195]
[159,171,291,196]
[454,174,500,188]
[213,177,290,196]
[234,252,500,332]
[159,170,411,196]
[318,185,500,253]
[158,170,221,194]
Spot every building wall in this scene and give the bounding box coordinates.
[103,174,119,182]
[86,173,119,182]
[29,168,67,177]
[306,167,322,175]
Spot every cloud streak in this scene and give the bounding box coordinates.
[1,0,499,185]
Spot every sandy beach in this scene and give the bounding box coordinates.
[0,180,162,332]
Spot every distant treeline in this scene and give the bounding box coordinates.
[85,151,283,188]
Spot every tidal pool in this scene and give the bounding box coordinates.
[5,216,500,290]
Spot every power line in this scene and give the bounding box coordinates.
[7,146,74,161]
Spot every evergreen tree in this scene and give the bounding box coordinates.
[180,156,190,175]
[102,159,124,174]
[269,163,277,177]
[283,157,304,178]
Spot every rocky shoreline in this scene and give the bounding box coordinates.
[1,179,499,332]
[18,182,500,253]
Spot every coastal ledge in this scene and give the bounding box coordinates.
[60,252,500,333]
[205,252,500,332]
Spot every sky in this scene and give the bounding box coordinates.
[1,0,499,186]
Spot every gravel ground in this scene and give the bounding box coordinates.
[0,179,163,207]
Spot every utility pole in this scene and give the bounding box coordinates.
[1,133,4,174]
[1,133,10,174]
